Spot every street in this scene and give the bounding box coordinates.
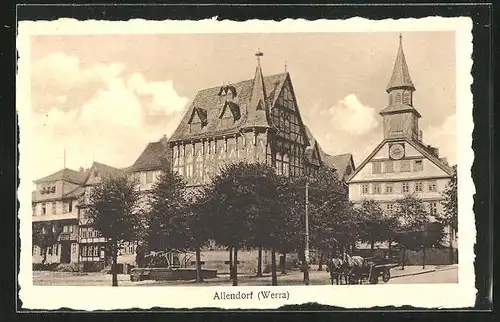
[387,266,458,284]
[33,265,458,286]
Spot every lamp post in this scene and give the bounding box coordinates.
[303,180,310,285]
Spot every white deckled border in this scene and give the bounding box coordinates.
[17,16,475,310]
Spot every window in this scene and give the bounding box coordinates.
[415,181,423,192]
[51,202,57,215]
[33,245,38,256]
[54,244,58,256]
[428,181,437,192]
[146,171,153,184]
[402,91,411,105]
[372,162,382,174]
[385,161,394,173]
[71,243,77,254]
[429,202,438,216]
[414,160,423,171]
[361,184,369,194]
[395,92,402,104]
[402,182,409,193]
[42,203,46,215]
[48,245,53,255]
[276,152,283,175]
[385,183,394,194]
[93,245,99,257]
[386,204,393,212]
[63,225,69,233]
[400,160,410,172]
[373,183,381,194]
[283,154,290,177]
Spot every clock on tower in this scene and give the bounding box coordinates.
[389,143,405,160]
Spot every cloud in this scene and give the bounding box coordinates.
[323,94,379,136]
[30,52,189,179]
[422,113,456,165]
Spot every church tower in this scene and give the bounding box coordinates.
[380,35,422,142]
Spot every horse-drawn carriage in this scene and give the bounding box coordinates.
[346,257,398,284]
[327,252,399,285]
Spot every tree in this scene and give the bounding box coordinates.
[33,222,63,265]
[437,165,458,263]
[86,173,142,286]
[305,166,355,264]
[203,162,281,286]
[357,199,389,251]
[145,166,189,254]
[439,165,458,230]
[184,187,213,283]
[393,194,431,233]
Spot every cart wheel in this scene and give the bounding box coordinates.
[382,270,391,283]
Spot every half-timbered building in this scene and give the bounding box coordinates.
[168,51,326,185]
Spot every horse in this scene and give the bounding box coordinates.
[326,258,346,285]
[342,251,365,284]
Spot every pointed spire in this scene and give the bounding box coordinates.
[250,49,266,111]
[386,34,415,92]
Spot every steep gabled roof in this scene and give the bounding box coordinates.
[303,125,323,165]
[35,168,87,185]
[169,72,288,142]
[322,153,355,181]
[128,140,171,172]
[82,161,122,184]
[386,35,415,92]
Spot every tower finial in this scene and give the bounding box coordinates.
[399,33,403,46]
[255,48,264,65]
[285,60,287,72]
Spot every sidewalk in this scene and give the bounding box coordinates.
[390,264,457,279]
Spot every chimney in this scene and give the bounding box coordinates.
[79,166,85,173]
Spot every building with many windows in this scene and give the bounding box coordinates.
[32,168,86,265]
[347,36,456,245]
[167,51,353,185]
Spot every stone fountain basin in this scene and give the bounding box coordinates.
[130,267,217,282]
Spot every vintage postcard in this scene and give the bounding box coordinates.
[17,17,475,310]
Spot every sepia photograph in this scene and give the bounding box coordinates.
[17,17,475,310]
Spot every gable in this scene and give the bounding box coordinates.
[348,140,452,183]
[270,77,309,146]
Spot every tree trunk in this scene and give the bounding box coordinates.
[256,246,263,277]
[388,239,392,258]
[195,245,203,283]
[318,250,324,271]
[271,248,277,286]
[370,240,375,250]
[232,246,238,286]
[111,239,118,287]
[228,247,233,280]
[449,229,454,264]
[281,253,287,275]
[42,247,47,265]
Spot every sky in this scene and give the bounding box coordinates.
[28,31,456,179]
